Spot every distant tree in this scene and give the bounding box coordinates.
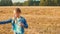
[0,1,1,5]
[40,0,57,6]
[57,0,60,5]
[23,1,29,6]
[28,0,40,6]
[0,0,13,6]
[40,0,47,6]
[47,0,57,6]
[13,2,23,6]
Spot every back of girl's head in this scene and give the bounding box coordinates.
[14,8,21,13]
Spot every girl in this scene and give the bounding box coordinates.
[0,8,28,34]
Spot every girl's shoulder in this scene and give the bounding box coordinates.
[20,16,26,20]
[11,16,26,20]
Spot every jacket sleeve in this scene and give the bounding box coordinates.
[0,19,12,24]
[22,18,28,28]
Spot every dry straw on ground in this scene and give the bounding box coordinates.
[0,6,60,34]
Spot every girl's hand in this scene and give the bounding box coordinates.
[20,23,24,27]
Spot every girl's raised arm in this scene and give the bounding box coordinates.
[0,19,12,24]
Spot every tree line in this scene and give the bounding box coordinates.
[0,0,60,6]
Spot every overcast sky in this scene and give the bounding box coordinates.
[12,0,28,3]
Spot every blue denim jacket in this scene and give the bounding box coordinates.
[0,16,28,33]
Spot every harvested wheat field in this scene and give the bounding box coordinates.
[0,6,60,34]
